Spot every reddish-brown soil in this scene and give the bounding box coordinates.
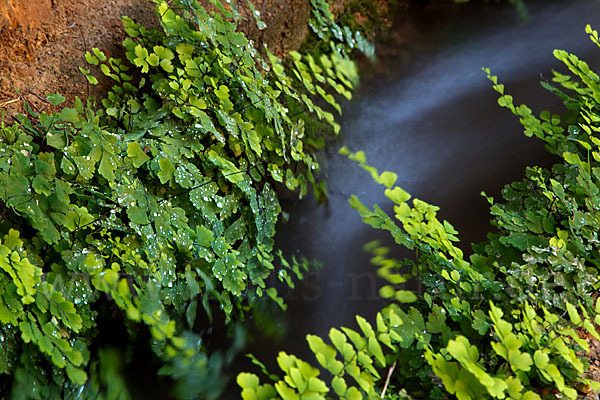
[0,0,156,114]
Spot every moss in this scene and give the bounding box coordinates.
[338,0,398,40]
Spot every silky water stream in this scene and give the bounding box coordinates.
[233,0,600,389]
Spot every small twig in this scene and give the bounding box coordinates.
[19,91,41,114]
[26,90,52,113]
[26,90,52,106]
[0,99,19,108]
[380,361,397,398]
[76,23,90,99]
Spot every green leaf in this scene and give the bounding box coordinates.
[46,93,66,106]
[66,350,83,367]
[566,302,582,325]
[59,108,79,123]
[85,51,99,65]
[133,44,150,73]
[237,373,260,390]
[508,350,533,372]
[344,387,362,400]
[426,305,447,334]
[385,186,411,204]
[394,290,417,303]
[379,171,397,188]
[86,74,99,85]
[153,45,174,60]
[32,175,52,196]
[533,350,549,369]
[505,376,523,399]
[19,321,34,343]
[196,225,214,247]
[127,142,150,168]
[307,376,328,393]
[176,43,194,59]
[367,337,385,366]
[160,58,174,72]
[46,130,66,148]
[147,53,160,67]
[227,31,248,47]
[215,85,230,99]
[65,363,87,385]
[521,391,541,400]
[127,206,149,225]
[73,156,95,180]
[471,310,490,335]
[51,347,66,368]
[330,376,346,395]
[158,158,176,184]
[92,47,107,61]
[134,44,149,59]
[98,152,116,181]
[584,319,600,341]
[356,315,375,339]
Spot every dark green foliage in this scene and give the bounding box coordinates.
[0,0,372,398]
[238,25,600,400]
[308,0,376,61]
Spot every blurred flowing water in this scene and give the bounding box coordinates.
[236,0,600,382]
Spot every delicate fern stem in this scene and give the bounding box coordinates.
[380,360,397,398]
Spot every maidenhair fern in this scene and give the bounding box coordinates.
[0,0,373,397]
[239,25,600,400]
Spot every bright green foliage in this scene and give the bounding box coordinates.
[0,0,370,398]
[478,27,600,312]
[239,26,600,399]
[240,153,600,399]
[238,312,389,400]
